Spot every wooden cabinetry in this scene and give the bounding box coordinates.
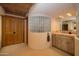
[66,37,74,55]
[2,15,25,47]
[52,34,74,55]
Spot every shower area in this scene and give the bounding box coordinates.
[28,15,52,49]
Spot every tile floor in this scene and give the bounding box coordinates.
[0,43,70,56]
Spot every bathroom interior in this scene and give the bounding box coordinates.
[0,3,78,56]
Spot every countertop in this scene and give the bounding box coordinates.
[53,32,75,37]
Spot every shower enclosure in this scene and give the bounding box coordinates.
[28,15,52,49]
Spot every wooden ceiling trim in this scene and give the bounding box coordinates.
[4,13,25,19]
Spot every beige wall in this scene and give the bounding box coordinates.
[51,18,61,33]
[28,32,52,49]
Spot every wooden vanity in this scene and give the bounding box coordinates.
[52,33,75,55]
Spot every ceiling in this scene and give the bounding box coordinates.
[0,3,33,17]
[29,3,76,18]
[0,3,77,18]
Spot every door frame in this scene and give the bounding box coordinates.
[24,17,28,45]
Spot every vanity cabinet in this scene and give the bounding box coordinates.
[52,34,74,55]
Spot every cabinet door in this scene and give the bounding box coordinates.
[66,38,74,55]
[55,35,58,47]
[61,36,68,51]
[53,35,61,49]
[56,35,61,48]
[52,35,56,46]
[52,35,63,49]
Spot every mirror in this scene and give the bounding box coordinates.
[56,16,76,34]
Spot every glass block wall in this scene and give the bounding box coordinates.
[29,16,51,32]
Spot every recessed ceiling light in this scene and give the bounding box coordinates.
[66,13,72,16]
[59,16,64,19]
